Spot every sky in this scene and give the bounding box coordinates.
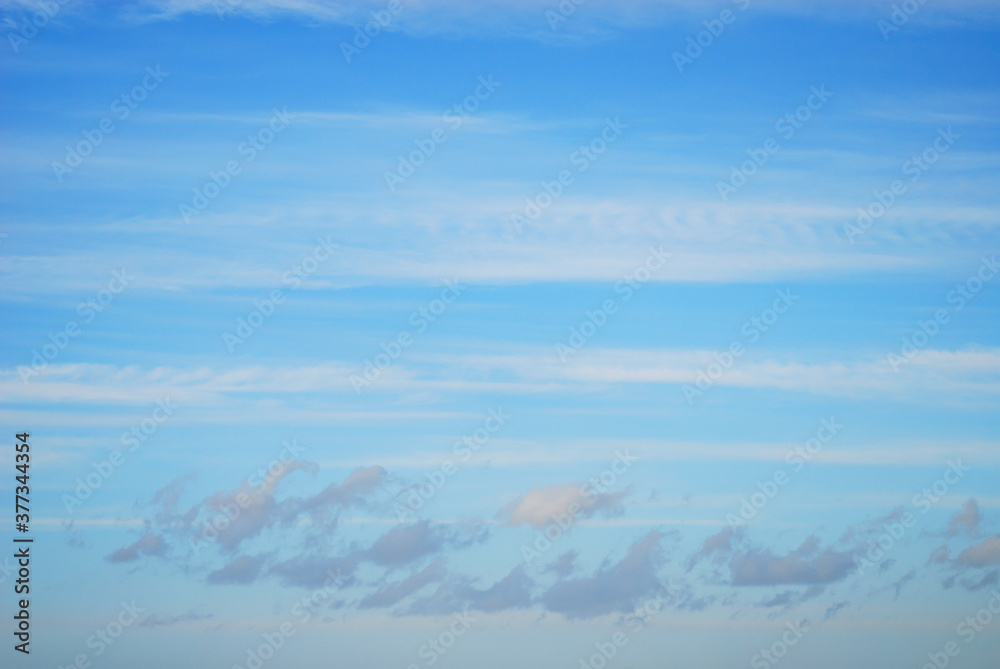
[1,1,1000,668]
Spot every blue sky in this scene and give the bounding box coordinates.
[1,1,1000,668]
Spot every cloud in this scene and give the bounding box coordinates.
[405,565,535,616]
[364,521,449,568]
[123,0,1000,39]
[139,610,213,627]
[199,461,316,552]
[105,533,166,563]
[823,601,850,621]
[7,346,1000,413]
[687,527,740,570]
[106,465,386,577]
[360,558,449,609]
[757,585,823,609]
[688,529,862,589]
[870,569,916,601]
[542,550,579,577]
[299,465,387,513]
[268,553,360,589]
[946,500,983,538]
[499,484,627,529]
[540,531,668,619]
[364,520,490,569]
[729,536,857,586]
[207,554,268,585]
[955,536,1000,568]
[944,569,1000,592]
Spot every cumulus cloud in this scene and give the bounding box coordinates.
[757,585,823,609]
[946,500,982,538]
[105,533,167,563]
[687,528,740,571]
[365,521,450,568]
[729,536,857,586]
[107,465,386,571]
[269,553,361,589]
[542,550,579,577]
[199,461,316,552]
[405,565,535,616]
[944,569,999,592]
[688,526,868,592]
[823,601,850,621]
[499,484,627,529]
[955,536,1000,568]
[869,569,916,601]
[299,465,387,514]
[207,554,268,585]
[363,520,489,569]
[360,558,449,609]
[540,531,668,619]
